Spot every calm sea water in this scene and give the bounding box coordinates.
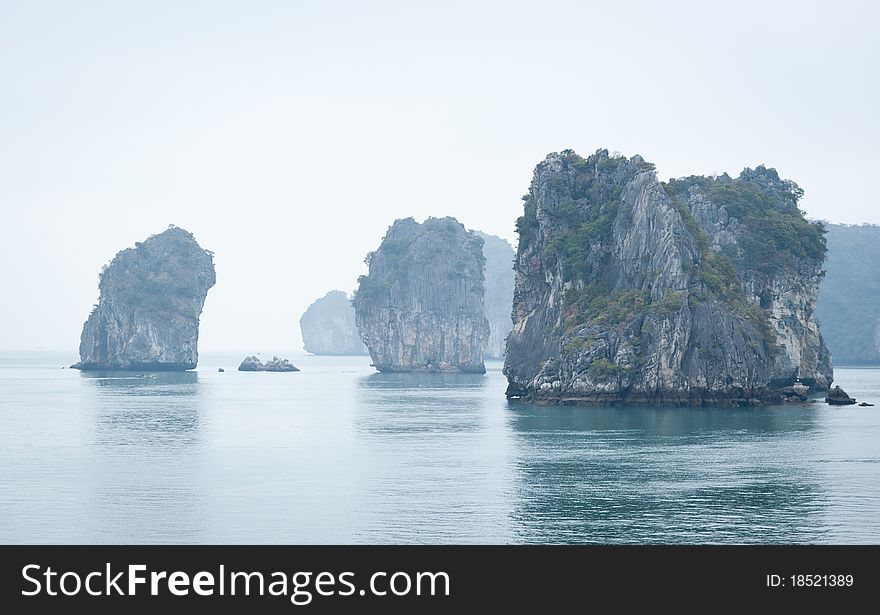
[1,352,878,544]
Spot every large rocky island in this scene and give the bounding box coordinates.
[353,217,490,372]
[504,149,832,405]
[299,290,367,355]
[816,223,880,363]
[476,232,515,359]
[72,226,216,371]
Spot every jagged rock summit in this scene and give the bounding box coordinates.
[476,232,515,359]
[353,216,490,373]
[72,226,215,371]
[299,290,367,355]
[504,149,832,405]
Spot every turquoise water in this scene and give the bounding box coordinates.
[1,352,878,544]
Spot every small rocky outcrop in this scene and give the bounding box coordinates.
[353,217,490,373]
[825,386,856,405]
[504,149,833,405]
[779,381,811,403]
[72,226,215,371]
[299,290,367,355]
[476,232,515,359]
[238,356,299,372]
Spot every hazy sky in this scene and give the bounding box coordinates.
[1,0,878,352]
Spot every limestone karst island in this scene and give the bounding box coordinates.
[503,149,831,406]
[353,217,491,373]
[72,226,215,371]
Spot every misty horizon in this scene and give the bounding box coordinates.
[1,1,878,353]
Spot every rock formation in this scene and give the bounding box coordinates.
[816,223,880,363]
[825,386,856,405]
[299,290,367,355]
[72,226,215,371]
[476,232,515,359]
[504,149,832,405]
[353,217,490,373]
[238,356,299,372]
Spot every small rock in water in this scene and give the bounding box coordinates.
[218,368,225,372]
[859,402,874,407]
[825,386,857,405]
[238,355,262,371]
[238,355,299,372]
[262,356,299,372]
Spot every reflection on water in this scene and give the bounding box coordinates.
[1,355,879,544]
[508,403,822,436]
[79,369,204,542]
[506,405,828,543]
[80,370,199,390]
[359,371,488,390]
[80,371,200,437]
[351,369,513,543]
[356,371,489,434]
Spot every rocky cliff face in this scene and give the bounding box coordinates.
[299,290,367,355]
[816,223,880,363]
[476,232,515,359]
[73,226,216,371]
[504,149,832,405]
[353,217,489,373]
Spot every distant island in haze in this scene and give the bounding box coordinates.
[299,290,368,356]
[817,223,880,364]
[477,232,515,360]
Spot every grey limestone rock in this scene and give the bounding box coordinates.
[825,386,856,405]
[72,226,215,371]
[353,217,490,373]
[238,355,299,372]
[504,149,832,405]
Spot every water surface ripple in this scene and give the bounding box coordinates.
[1,353,878,544]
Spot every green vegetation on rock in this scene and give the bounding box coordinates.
[665,170,826,277]
[516,151,649,278]
[647,291,685,319]
[562,286,649,330]
[587,358,621,380]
